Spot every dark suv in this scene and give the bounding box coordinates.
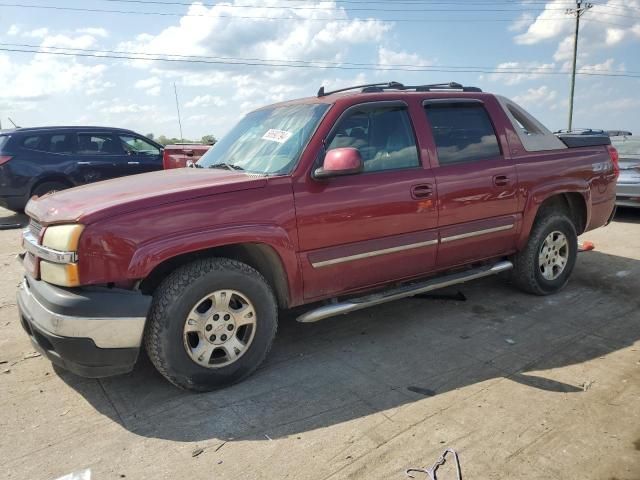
[0,126,164,211]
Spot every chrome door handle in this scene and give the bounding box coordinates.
[493,175,509,187]
[411,184,433,199]
[77,161,91,165]
[128,161,140,165]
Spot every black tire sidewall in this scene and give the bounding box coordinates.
[151,262,277,390]
[531,216,577,294]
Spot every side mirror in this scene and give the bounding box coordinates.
[314,147,364,179]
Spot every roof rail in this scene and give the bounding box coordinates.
[317,81,481,97]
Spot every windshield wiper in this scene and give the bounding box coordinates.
[208,162,245,171]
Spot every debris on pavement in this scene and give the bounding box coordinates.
[23,351,41,359]
[406,448,462,480]
[505,338,516,345]
[264,434,273,441]
[582,380,595,391]
[191,448,204,457]
[407,386,436,397]
[2,368,10,374]
[54,469,91,480]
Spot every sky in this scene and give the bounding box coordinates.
[1,0,640,139]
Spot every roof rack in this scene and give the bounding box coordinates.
[316,81,481,97]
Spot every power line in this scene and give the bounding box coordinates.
[5,42,639,75]
[1,2,637,25]
[2,46,639,79]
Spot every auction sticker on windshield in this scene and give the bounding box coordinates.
[262,129,292,144]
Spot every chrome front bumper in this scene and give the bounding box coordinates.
[17,276,152,377]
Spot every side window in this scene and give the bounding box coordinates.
[47,134,73,154]
[327,106,419,172]
[78,134,121,155]
[22,136,44,151]
[424,103,501,165]
[119,135,160,155]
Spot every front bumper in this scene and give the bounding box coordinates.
[17,275,152,378]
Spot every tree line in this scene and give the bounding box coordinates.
[146,133,217,146]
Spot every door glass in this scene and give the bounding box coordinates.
[327,106,419,172]
[78,134,120,154]
[47,134,73,154]
[424,103,501,165]
[22,136,45,151]
[119,135,160,156]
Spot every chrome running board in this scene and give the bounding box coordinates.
[296,260,513,323]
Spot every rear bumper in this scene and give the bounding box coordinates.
[616,182,640,207]
[17,275,152,378]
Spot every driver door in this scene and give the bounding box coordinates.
[117,134,163,174]
[293,101,439,301]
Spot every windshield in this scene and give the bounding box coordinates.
[612,136,640,157]
[197,103,329,175]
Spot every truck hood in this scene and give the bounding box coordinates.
[26,168,267,225]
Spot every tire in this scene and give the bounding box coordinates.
[144,257,278,392]
[32,181,70,198]
[511,213,577,295]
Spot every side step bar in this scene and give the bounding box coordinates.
[296,260,513,323]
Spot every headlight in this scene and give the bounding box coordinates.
[40,224,84,287]
[40,262,80,287]
[42,224,84,251]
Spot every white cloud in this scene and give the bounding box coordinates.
[488,61,556,85]
[76,27,109,38]
[515,0,570,45]
[0,32,108,106]
[23,27,49,39]
[7,25,20,36]
[378,47,432,67]
[513,85,558,107]
[135,76,162,96]
[509,13,535,33]
[185,94,227,108]
[101,103,154,114]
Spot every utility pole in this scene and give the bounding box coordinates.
[173,82,184,141]
[566,1,592,131]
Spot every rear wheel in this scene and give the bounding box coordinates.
[145,257,278,392]
[512,213,577,295]
[32,181,70,198]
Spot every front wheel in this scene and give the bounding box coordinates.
[511,213,578,295]
[145,258,278,392]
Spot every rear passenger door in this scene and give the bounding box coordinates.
[75,132,124,182]
[423,99,519,268]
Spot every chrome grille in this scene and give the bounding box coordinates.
[28,219,42,239]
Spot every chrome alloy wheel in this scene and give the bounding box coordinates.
[538,231,569,281]
[183,289,257,368]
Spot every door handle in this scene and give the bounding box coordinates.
[77,161,91,165]
[493,175,510,187]
[128,161,140,165]
[411,184,433,199]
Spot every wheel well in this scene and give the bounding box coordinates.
[536,193,587,235]
[139,243,291,308]
[31,176,73,195]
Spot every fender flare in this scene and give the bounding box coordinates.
[127,223,303,306]
[517,180,591,250]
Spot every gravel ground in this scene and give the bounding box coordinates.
[0,206,638,480]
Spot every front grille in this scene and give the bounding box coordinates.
[28,219,42,239]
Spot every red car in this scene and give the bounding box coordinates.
[162,143,211,169]
[17,82,617,391]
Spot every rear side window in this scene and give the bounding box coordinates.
[78,133,120,154]
[22,135,45,151]
[48,134,73,154]
[424,103,501,165]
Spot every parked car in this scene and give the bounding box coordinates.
[162,143,211,169]
[0,126,164,211]
[609,133,640,208]
[17,81,618,391]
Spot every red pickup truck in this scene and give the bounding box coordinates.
[17,82,618,391]
[162,143,211,169]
